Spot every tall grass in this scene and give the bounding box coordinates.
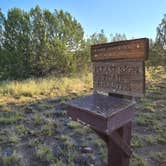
[145,66,166,83]
[0,72,93,103]
[0,66,165,103]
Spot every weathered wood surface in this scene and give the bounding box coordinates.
[91,38,149,61]
[66,93,134,118]
[66,94,135,133]
[93,60,145,97]
[92,122,132,166]
[107,122,132,166]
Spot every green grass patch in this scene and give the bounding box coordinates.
[130,153,145,166]
[151,152,166,164]
[0,152,22,166]
[28,138,41,148]
[153,123,166,135]
[157,136,166,144]
[131,135,145,148]
[33,113,45,125]
[67,121,82,129]
[16,124,29,136]
[41,120,57,136]
[136,113,156,126]
[37,103,53,110]
[36,144,55,162]
[144,135,157,145]
[0,111,24,124]
[9,134,19,144]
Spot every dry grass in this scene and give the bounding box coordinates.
[145,66,166,83]
[0,66,165,104]
[0,72,93,104]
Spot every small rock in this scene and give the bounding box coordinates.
[81,146,93,153]
[3,147,13,157]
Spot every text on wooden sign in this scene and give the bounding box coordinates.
[91,38,149,61]
[93,61,145,97]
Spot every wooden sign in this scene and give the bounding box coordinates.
[91,38,149,61]
[65,38,149,166]
[93,60,145,97]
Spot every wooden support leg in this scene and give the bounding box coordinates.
[93,122,132,166]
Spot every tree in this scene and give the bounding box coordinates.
[0,9,5,48]
[29,6,49,76]
[147,40,165,66]
[55,10,84,50]
[154,14,166,65]
[156,14,166,47]
[87,29,108,45]
[1,7,116,80]
[3,8,31,79]
[76,30,108,72]
[110,33,127,42]
[0,9,5,79]
[29,6,85,75]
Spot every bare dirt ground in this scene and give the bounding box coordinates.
[0,69,165,166]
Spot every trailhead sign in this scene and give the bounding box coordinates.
[65,38,149,166]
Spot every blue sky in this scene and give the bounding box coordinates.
[0,0,165,40]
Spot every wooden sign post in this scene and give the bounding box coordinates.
[66,38,149,166]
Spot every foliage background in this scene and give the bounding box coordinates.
[0,6,165,81]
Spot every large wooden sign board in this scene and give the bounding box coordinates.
[91,38,149,97]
